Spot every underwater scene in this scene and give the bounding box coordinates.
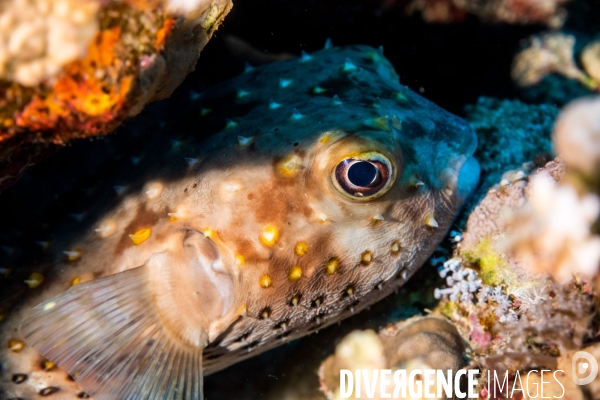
[0,0,599,399]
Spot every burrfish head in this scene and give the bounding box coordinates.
[19,45,479,400]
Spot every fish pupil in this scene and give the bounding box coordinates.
[347,161,379,187]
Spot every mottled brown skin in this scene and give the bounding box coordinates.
[0,45,478,399]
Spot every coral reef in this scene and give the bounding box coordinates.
[406,0,570,26]
[316,93,600,399]
[512,32,600,92]
[318,316,466,400]
[430,97,600,397]
[0,0,232,190]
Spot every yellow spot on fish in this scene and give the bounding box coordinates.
[238,305,247,317]
[203,228,216,238]
[235,254,246,267]
[345,286,354,295]
[63,249,82,261]
[424,214,439,228]
[259,274,272,288]
[260,309,271,319]
[320,133,332,143]
[129,228,151,245]
[8,339,24,352]
[145,182,163,199]
[372,214,384,224]
[295,241,308,256]
[260,225,279,246]
[288,265,303,281]
[325,257,340,275]
[277,154,302,177]
[312,86,327,94]
[41,360,55,371]
[71,277,81,286]
[361,251,373,265]
[364,116,391,132]
[25,272,44,288]
[95,220,117,238]
[0,307,7,322]
[391,241,401,255]
[43,302,56,311]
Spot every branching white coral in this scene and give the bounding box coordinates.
[504,171,600,282]
[512,285,549,313]
[434,257,482,303]
[435,258,521,323]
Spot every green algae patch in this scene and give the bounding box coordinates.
[462,237,516,286]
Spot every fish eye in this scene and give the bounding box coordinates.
[332,152,394,200]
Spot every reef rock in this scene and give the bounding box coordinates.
[407,0,569,27]
[319,316,466,400]
[0,0,232,190]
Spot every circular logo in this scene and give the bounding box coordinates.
[572,351,599,385]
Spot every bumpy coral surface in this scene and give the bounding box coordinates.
[0,0,232,190]
[432,159,596,399]
[319,317,465,400]
[407,0,570,26]
[512,33,600,92]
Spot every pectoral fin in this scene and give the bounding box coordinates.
[21,231,234,400]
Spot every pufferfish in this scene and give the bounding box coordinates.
[0,44,479,399]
